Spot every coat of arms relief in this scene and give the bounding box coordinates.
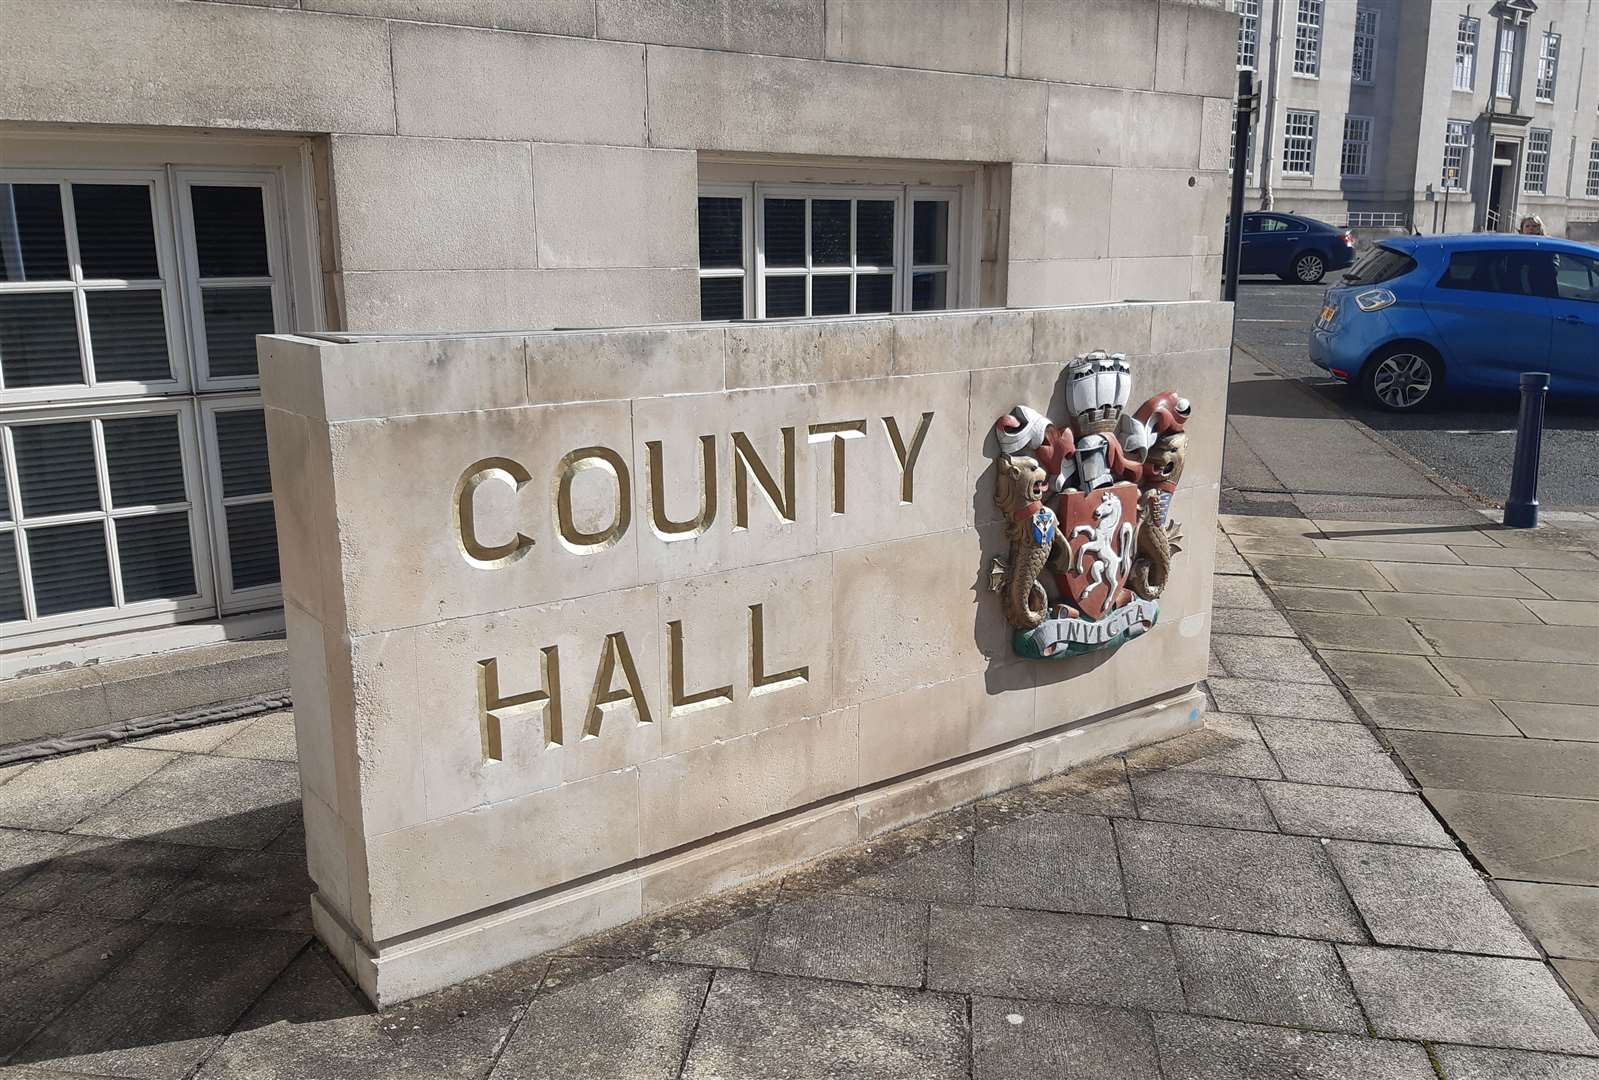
[990,350,1193,659]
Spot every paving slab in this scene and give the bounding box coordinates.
[128,716,256,754]
[70,754,301,849]
[1311,519,1504,546]
[1524,599,1599,627]
[210,712,299,762]
[1232,533,1322,556]
[1211,607,1297,637]
[1453,545,1599,571]
[1386,731,1599,800]
[1522,568,1599,601]
[494,960,709,1080]
[0,748,174,832]
[1554,957,1599,1020]
[141,849,313,932]
[1269,586,1377,614]
[0,826,75,893]
[1169,926,1364,1033]
[1431,655,1599,706]
[1258,782,1451,847]
[1203,680,1358,723]
[1150,1014,1436,1080]
[1130,770,1275,832]
[653,913,766,969]
[1497,700,1599,741]
[0,911,155,1024]
[840,839,973,905]
[565,880,781,960]
[680,969,968,1080]
[1218,514,1320,539]
[0,834,208,918]
[1364,591,1542,623]
[925,904,1186,1010]
[1292,495,1486,523]
[1350,690,1518,735]
[970,998,1161,1080]
[1325,841,1536,957]
[1214,535,1252,575]
[1253,717,1411,791]
[1415,619,1599,666]
[1122,713,1283,780]
[1312,537,1463,564]
[1209,634,1330,683]
[1373,562,1549,598]
[1497,881,1599,961]
[1250,555,1393,592]
[756,892,927,988]
[1212,575,1276,609]
[1430,1044,1599,1080]
[972,758,1135,824]
[1320,650,1456,694]
[1426,788,1599,886]
[1113,818,1366,942]
[1338,945,1599,1054]
[973,812,1125,916]
[1284,611,1433,654]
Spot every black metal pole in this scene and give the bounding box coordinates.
[1503,371,1550,528]
[1223,69,1254,303]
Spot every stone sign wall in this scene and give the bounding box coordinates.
[260,301,1230,1003]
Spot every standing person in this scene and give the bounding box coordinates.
[1519,214,1546,235]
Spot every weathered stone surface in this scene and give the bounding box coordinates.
[1523,599,1599,627]
[1212,607,1297,638]
[1416,618,1599,666]
[132,717,257,753]
[681,970,968,1080]
[1131,770,1275,831]
[305,0,596,34]
[1311,538,1463,564]
[973,812,1125,916]
[0,748,173,833]
[653,914,767,969]
[1431,656,1599,706]
[1204,679,1358,723]
[1269,586,1377,615]
[1312,520,1502,547]
[1114,819,1366,941]
[1497,881,1599,960]
[1254,717,1410,791]
[1320,650,1456,694]
[1251,556,1393,592]
[1151,1014,1437,1080]
[70,755,301,850]
[971,997,1161,1080]
[1011,0,1159,89]
[1497,700,1599,741]
[211,713,300,763]
[532,144,698,269]
[1386,732,1599,800]
[1210,575,1276,609]
[1209,635,1329,684]
[0,827,74,894]
[1326,841,1536,957]
[600,0,823,56]
[1169,926,1364,1033]
[1373,562,1549,598]
[1287,612,1434,655]
[1259,783,1450,847]
[1431,1045,1599,1080]
[1426,789,1599,886]
[973,758,1137,825]
[0,911,154,1023]
[1123,713,1282,780]
[841,840,973,905]
[0,835,207,917]
[756,893,926,988]
[1232,533,1321,557]
[1350,690,1519,735]
[143,850,313,932]
[1339,945,1599,1054]
[1521,568,1599,601]
[1553,957,1599,1020]
[1365,592,1542,623]
[928,903,1184,1009]
[824,0,1004,74]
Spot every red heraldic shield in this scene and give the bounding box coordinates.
[1057,482,1139,621]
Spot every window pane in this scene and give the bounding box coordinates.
[85,290,171,383]
[765,276,805,317]
[856,201,895,266]
[913,201,949,265]
[214,408,271,498]
[0,292,82,388]
[0,454,9,522]
[28,519,113,616]
[201,286,274,379]
[0,532,22,622]
[226,501,280,590]
[812,274,850,316]
[763,199,805,268]
[103,414,186,507]
[191,185,270,278]
[116,511,197,602]
[699,276,744,321]
[697,197,743,270]
[856,273,893,314]
[811,200,849,266]
[12,421,101,517]
[911,270,948,312]
[72,184,159,280]
[1,183,70,282]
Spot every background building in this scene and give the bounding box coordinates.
[0,0,1234,742]
[1235,0,1599,237]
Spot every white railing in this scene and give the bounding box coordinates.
[1335,211,1410,229]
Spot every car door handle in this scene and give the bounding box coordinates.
[1556,314,1586,324]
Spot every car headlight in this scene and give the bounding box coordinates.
[1354,288,1396,312]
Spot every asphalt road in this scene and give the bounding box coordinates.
[1231,278,1599,512]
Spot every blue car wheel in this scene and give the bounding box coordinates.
[1361,344,1440,411]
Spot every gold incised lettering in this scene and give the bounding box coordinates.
[749,603,808,696]
[554,446,631,554]
[585,631,653,736]
[667,619,733,716]
[453,457,534,569]
[807,420,866,516]
[647,436,717,540]
[731,428,796,530]
[476,649,562,762]
[883,412,935,504]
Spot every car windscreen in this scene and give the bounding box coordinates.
[1341,245,1416,285]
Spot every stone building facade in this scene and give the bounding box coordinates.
[0,0,1233,697]
[1235,0,1599,237]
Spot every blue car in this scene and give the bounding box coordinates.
[1236,212,1358,283]
[1310,234,1599,410]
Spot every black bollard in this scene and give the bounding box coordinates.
[1503,371,1550,529]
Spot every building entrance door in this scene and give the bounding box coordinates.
[1488,141,1518,231]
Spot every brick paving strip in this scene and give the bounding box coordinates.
[2,531,1599,1080]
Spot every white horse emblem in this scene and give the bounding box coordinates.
[1068,489,1136,599]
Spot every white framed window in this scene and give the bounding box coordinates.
[1341,116,1372,177]
[198,398,277,611]
[1587,141,1599,198]
[1524,128,1551,194]
[1283,110,1318,176]
[1237,0,1260,70]
[1455,16,1479,91]
[1352,10,1378,84]
[1293,0,1322,76]
[1535,31,1559,102]
[696,180,962,320]
[1496,24,1517,98]
[1442,120,1472,191]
